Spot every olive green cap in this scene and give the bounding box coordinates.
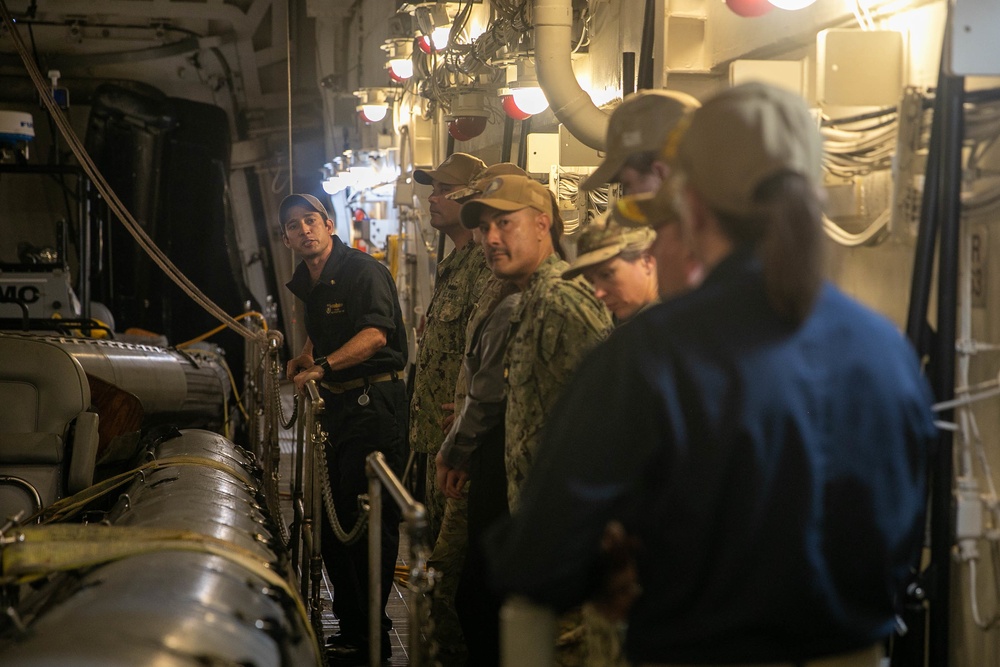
[413,152,487,186]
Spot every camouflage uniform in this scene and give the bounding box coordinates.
[410,239,492,534]
[503,254,624,667]
[410,238,491,666]
[504,254,613,512]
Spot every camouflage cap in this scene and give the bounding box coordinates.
[447,162,528,202]
[613,82,823,226]
[562,217,655,279]
[580,89,700,191]
[460,175,551,229]
[413,152,487,186]
[279,193,330,226]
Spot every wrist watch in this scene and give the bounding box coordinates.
[313,356,331,373]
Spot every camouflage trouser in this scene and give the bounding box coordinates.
[424,451,447,542]
[555,603,630,667]
[426,490,470,666]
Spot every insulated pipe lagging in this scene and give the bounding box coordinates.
[533,0,609,151]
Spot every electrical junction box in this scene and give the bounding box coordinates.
[526,133,559,174]
[527,127,602,174]
[817,29,905,107]
[730,59,808,98]
[558,124,601,168]
[951,0,1000,76]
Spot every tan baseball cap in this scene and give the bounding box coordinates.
[562,218,655,279]
[677,82,822,216]
[460,175,551,229]
[447,162,528,202]
[613,82,823,226]
[413,152,487,186]
[580,89,700,191]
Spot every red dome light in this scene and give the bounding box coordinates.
[448,116,488,141]
[725,0,774,16]
[418,35,433,54]
[501,95,532,121]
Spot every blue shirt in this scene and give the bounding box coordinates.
[489,251,936,664]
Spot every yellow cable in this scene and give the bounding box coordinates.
[177,311,268,349]
[176,312,262,423]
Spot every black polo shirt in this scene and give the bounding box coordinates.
[286,235,407,383]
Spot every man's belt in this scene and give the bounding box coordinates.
[321,371,398,394]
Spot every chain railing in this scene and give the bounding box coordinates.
[256,345,438,665]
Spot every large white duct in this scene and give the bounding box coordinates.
[533,0,609,151]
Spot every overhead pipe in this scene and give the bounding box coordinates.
[533,0,609,151]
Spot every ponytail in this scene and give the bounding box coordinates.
[715,172,824,324]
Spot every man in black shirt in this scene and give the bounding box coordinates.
[282,193,407,665]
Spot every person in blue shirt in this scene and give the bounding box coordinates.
[488,82,937,667]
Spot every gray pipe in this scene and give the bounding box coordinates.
[533,0,609,151]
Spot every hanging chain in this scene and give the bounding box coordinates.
[270,351,298,430]
[261,340,291,548]
[313,423,370,545]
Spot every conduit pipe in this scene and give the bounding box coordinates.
[533,0,609,151]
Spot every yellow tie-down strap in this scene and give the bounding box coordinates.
[2,524,319,659]
[34,454,257,524]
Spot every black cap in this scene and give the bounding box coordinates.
[279,193,330,225]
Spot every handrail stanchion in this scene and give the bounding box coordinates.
[368,459,384,667]
[290,388,306,597]
[366,450,432,667]
[302,380,325,631]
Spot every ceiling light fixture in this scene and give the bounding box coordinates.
[354,88,390,124]
[381,38,415,82]
[414,3,451,52]
[767,0,818,9]
[725,0,775,15]
[499,58,549,120]
[447,90,490,141]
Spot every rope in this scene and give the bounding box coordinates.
[33,455,257,524]
[0,0,262,346]
[2,524,320,661]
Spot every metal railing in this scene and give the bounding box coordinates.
[287,379,325,629]
[366,450,435,667]
[278,377,437,665]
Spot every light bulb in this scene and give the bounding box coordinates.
[767,0,816,8]
[430,25,451,50]
[359,104,388,123]
[510,87,549,116]
[323,175,347,195]
[501,95,532,121]
[388,58,413,81]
